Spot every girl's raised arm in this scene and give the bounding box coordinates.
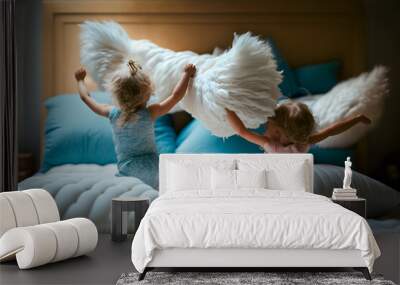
[148,64,196,120]
[75,68,111,117]
[308,114,371,144]
[226,109,268,147]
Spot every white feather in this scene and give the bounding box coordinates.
[80,21,388,144]
[296,66,389,148]
[80,21,282,137]
[80,21,134,89]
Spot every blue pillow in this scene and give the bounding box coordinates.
[267,39,305,98]
[176,119,265,154]
[309,145,354,166]
[42,92,116,172]
[294,61,340,94]
[154,114,176,153]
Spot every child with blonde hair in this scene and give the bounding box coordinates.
[226,102,371,153]
[75,61,196,188]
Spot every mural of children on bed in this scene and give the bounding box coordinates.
[225,102,371,153]
[75,61,196,188]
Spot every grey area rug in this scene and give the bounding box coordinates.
[116,272,396,285]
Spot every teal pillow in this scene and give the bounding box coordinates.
[42,92,116,172]
[267,39,305,98]
[309,145,354,166]
[176,118,196,147]
[294,61,340,94]
[154,114,176,153]
[176,119,264,154]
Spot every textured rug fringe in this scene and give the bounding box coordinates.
[116,271,394,285]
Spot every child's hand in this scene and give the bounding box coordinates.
[75,68,87,81]
[357,114,372,124]
[184,64,196,78]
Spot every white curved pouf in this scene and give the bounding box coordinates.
[0,189,60,236]
[0,190,98,269]
[0,219,98,269]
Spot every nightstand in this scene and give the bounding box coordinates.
[111,197,149,242]
[331,198,366,218]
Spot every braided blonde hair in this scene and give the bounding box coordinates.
[107,60,153,126]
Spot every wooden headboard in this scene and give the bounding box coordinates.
[42,0,367,163]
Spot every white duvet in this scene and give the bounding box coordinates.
[131,190,380,273]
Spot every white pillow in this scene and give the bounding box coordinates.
[238,159,308,191]
[237,169,267,189]
[211,169,267,190]
[211,168,236,190]
[167,163,210,191]
[167,160,235,192]
[267,168,307,192]
[81,22,282,137]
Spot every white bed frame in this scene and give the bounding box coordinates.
[140,154,371,280]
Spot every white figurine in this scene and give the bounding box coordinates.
[343,157,353,189]
[332,157,357,199]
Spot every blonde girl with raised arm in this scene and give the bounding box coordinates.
[75,61,196,188]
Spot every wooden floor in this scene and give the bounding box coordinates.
[0,234,133,285]
[0,233,398,285]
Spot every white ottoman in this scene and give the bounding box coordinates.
[0,189,98,269]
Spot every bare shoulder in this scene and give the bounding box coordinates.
[146,103,161,120]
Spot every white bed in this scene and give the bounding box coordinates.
[131,154,380,280]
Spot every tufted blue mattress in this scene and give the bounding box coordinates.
[18,164,159,233]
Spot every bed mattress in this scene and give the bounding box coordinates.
[131,190,380,273]
[18,164,159,233]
